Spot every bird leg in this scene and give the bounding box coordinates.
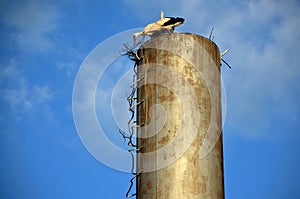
[141,34,145,42]
[133,33,145,46]
[166,28,174,34]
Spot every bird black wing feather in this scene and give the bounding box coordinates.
[162,17,184,26]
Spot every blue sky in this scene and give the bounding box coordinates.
[1,0,300,198]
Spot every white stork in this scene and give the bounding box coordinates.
[133,11,185,45]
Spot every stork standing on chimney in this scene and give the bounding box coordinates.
[133,11,185,45]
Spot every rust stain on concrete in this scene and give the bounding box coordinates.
[137,33,224,199]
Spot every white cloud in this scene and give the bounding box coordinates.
[0,60,31,111]
[56,45,88,79]
[96,57,134,134]
[217,0,300,138]
[0,60,55,122]
[125,0,300,139]
[33,85,53,104]
[0,0,59,51]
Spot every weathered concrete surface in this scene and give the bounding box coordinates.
[137,33,224,199]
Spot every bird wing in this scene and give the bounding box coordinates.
[156,18,171,26]
[161,17,184,27]
[143,22,169,37]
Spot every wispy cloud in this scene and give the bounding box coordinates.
[0,60,55,123]
[214,0,300,139]
[0,0,59,52]
[56,47,87,79]
[1,60,31,111]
